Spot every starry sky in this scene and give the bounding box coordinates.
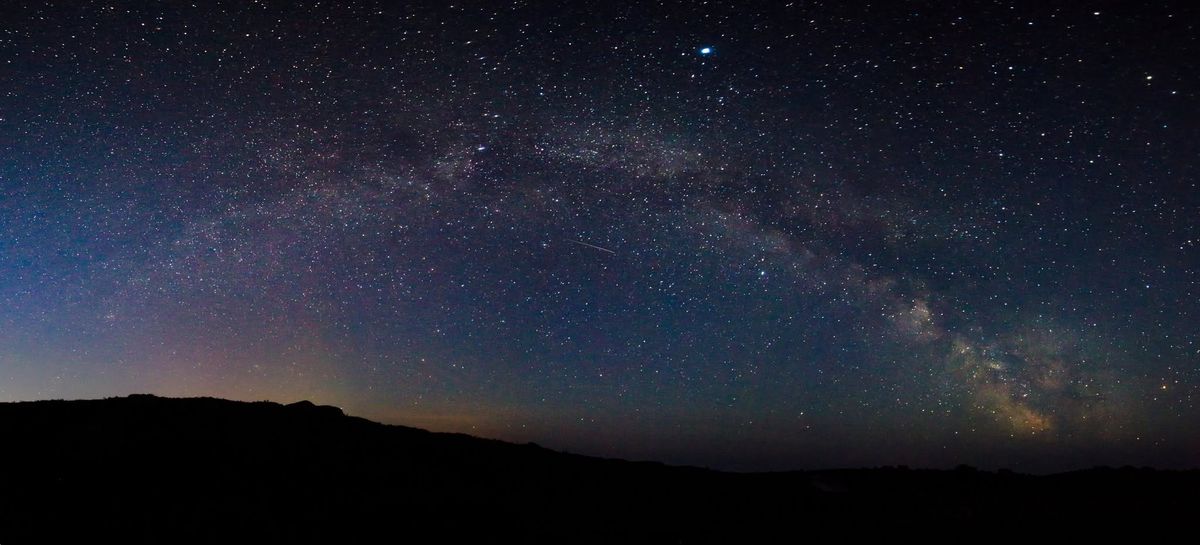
[1,1,1197,472]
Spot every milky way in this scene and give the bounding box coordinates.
[1,1,1197,471]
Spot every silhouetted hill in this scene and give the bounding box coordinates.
[0,395,1194,543]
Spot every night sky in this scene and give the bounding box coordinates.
[1,1,1197,472]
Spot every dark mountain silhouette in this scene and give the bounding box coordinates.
[0,395,1194,542]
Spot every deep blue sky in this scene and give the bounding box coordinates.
[1,0,1197,472]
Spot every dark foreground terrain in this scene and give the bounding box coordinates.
[0,395,1194,542]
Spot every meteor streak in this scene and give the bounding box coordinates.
[567,239,616,254]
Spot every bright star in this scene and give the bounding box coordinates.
[699,47,713,55]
